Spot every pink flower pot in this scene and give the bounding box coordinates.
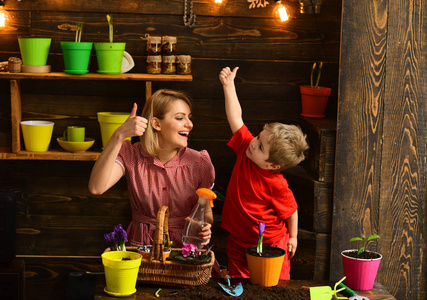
[341,249,382,290]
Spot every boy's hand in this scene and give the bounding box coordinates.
[287,237,297,258]
[219,67,239,86]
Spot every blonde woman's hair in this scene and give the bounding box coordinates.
[140,89,192,156]
[264,123,309,171]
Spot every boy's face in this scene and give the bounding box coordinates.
[246,129,280,171]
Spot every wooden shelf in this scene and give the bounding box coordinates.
[0,72,193,160]
[0,148,101,161]
[0,72,193,82]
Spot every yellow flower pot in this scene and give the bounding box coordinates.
[101,251,142,297]
[245,246,286,287]
[97,112,131,148]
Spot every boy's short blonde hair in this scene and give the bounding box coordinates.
[140,89,192,156]
[264,123,309,171]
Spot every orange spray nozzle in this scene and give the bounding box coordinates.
[196,188,217,207]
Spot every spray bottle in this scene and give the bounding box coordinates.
[182,188,217,249]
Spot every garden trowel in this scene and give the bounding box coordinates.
[302,276,348,300]
[218,269,243,297]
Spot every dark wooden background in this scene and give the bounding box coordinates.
[0,0,425,299]
[331,1,426,300]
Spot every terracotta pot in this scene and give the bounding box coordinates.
[245,246,286,287]
[341,249,382,290]
[300,85,331,118]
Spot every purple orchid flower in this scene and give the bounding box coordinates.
[104,224,128,251]
[257,222,265,255]
[104,232,115,246]
[114,224,128,244]
[258,222,265,238]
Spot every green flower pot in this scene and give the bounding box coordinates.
[18,38,51,66]
[61,42,93,75]
[94,42,126,74]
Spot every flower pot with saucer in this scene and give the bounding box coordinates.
[246,246,286,287]
[300,61,331,118]
[94,14,134,74]
[61,22,93,75]
[18,37,52,73]
[103,224,142,297]
[245,222,286,287]
[101,250,142,297]
[341,234,382,290]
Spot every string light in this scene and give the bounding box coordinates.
[276,1,289,22]
[0,0,8,28]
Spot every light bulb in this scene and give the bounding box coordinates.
[215,0,222,3]
[0,5,8,28]
[276,1,289,22]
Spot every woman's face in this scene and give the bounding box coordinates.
[155,99,193,150]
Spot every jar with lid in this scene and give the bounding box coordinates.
[162,55,176,74]
[176,55,191,75]
[146,55,162,74]
[8,57,22,73]
[146,36,162,55]
[161,36,177,55]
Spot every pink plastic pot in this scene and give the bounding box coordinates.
[341,249,382,290]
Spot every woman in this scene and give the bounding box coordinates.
[89,89,215,247]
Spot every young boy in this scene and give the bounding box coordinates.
[219,67,309,280]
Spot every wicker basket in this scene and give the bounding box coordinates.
[134,206,215,286]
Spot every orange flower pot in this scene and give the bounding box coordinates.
[137,245,170,260]
[245,246,286,287]
[300,85,331,118]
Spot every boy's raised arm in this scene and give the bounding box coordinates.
[219,67,244,134]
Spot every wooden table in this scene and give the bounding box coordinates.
[94,277,396,299]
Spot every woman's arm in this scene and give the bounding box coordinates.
[88,103,148,195]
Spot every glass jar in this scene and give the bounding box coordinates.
[162,55,176,74]
[176,55,191,75]
[161,36,177,55]
[146,36,162,55]
[8,57,22,73]
[146,55,162,74]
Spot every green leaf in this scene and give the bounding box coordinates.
[357,247,365,255]
[315,61,323,88]
[350,237,363,242]
[310,62,316,88]
[367,234,380,241]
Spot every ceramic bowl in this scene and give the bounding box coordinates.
[57,137,95,153]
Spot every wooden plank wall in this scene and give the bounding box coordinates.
[0,0,344,298]
[331,0,426,300]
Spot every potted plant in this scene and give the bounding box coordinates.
[94,14,127,74]
[101,224,142,297]
[137,238,174,260]
[168,244,213,265]
[245,223,286,287]
[61,22,93,75]
[300,61,331,118]
[341,233,381,291]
